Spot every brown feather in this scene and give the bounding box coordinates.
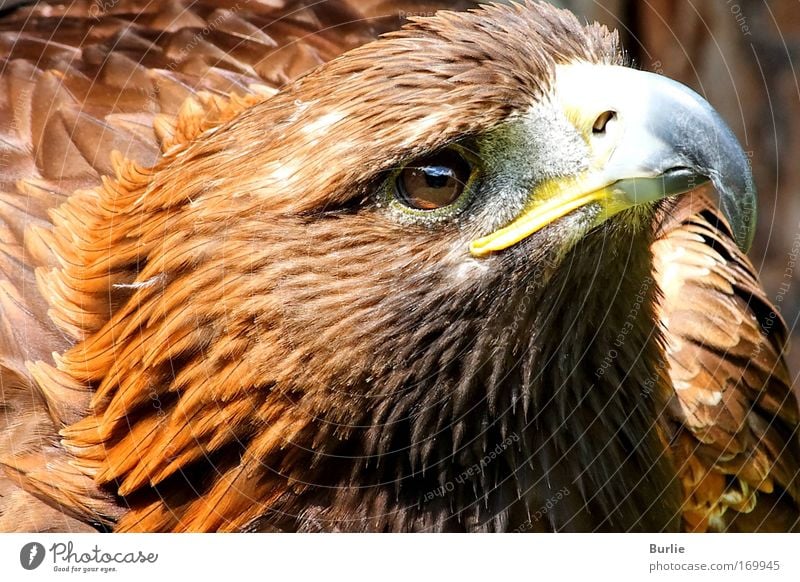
[654,189,799,531]
[0,0,399,532]
[0,0,795,533]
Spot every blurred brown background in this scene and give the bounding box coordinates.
[545,0,800,374]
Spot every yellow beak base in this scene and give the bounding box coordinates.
[469,180,614,258]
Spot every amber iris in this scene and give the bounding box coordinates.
[395,149,472,210]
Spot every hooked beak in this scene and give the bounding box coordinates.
[469,63,756,257]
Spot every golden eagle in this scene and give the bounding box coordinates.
[0,0,796,532]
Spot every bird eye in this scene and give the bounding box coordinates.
[394,149,473,211]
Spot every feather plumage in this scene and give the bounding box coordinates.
[0,0,796,532]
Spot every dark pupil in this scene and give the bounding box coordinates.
[397,150,471,211]
[422,167,453,189]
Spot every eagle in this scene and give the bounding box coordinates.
[0,0,797,533]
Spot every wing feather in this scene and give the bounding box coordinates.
[654,190,800,532]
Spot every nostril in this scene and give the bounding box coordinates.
[592,110,617,134]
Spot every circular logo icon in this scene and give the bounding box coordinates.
[20,542,46,570]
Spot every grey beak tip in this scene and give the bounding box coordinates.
[647,75,758,253]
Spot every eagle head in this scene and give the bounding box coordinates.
[57,1,756,532]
